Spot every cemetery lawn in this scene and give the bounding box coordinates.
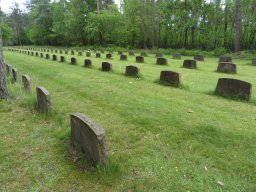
[1,49,256,191]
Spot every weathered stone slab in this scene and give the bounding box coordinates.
[28,51,30,55]
[120,54,127,61]
[36,86,52,112]
[136,56,144,63]
[70,112,108,166]
[160,71,181,87]
[60,56,65,62]
[86,51,91,57]
[141,51,147,57]
[125,65,139,77]
[102,62,112,72]
[22,74,31,91]
[31,52,34,56]
[219,56,232,63]
[129,51,135,56]
[217,62,237,74]
[52,54,57,61]
[71,57,77,65]
[215,78,252,100]
[106,53,112,59]
[36,52,39,57]
[172,53,181,59]
[183,60,197,69]
[96,53,101,58]
[157,58,168,65]
[252,58,256,65]
[78,51,83,56]
[6,64,11,75]
[12,68,18,83]
[194,55,204,61]
[84,59,92,68]
[40,53,44,58]
[46,54,50,59]
[156,53,164,58]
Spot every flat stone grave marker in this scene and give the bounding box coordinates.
[157,57,168,65]
[46,54,50,59]
[172,53,181,59]
[183,60,197,69]
[70,112,108,166]
[102,62,112,72]
[96,53,101,58]
[129,51,135,56]
[252,58,256,65]
[106,53,112,59]
[36,86,52,112]
[125,65,139,77]
[60,56,65,62]
[52,54,57,61]
[136,56,144,63]
[160,70,181,87]
[84,59,92,68]
[156,53,164,58]
[12,68,18,83]
[194,55,204,61]
[86,51,91,57]
[217,62,237,74]
[141,51,147,57]
[22,74,31,91]
[219,56,232,63]
[71,57,77,65]
[215,78,252,100]
[120,54,127,61]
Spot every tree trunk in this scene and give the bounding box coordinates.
[224,0,228,48]
[151,0,155,48]
[235,0,242,52]
[96,0,100,14]
[0,28,9,99]
[142,0,147,49]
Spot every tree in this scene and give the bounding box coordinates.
[235,0,242,52]
[142,0,147,49]
[151,0,155,48]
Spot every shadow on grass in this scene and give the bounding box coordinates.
[154,79,189,91]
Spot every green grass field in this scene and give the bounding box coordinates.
[1,48,256,191]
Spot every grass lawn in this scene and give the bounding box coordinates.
[1,48,256,191]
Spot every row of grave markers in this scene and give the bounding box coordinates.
[8,47,253,100]
[4,63,108,166]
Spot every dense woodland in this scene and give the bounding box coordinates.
[0,0,256,52]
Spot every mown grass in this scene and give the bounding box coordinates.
[1,48,256,191]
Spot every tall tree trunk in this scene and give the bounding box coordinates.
[224,0,228,48]
[151,0,155,48]
[142,0,147,49]
[96,0,100,14]
[235,0,242,52]
[0,29,9,99]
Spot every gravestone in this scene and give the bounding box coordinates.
[70,112,108,166]
[71,57,77,65]
[141,51,147,57]
[215,78,252,100]
[156,53,164,58]
[194,55,204,61]
[252,58,256,65]
[6,64,11,75]
[157,58,168,65]
[120,54,127,61]
[12,68,18,83]
[106,53,112,59]
[36,52,39,57]
[40,53,44,58]
[217,62,237,74]
[22,74,31,91]
[52,54,57,61]
[36,86,52,112]
[160,71,181,87]
[31,52,34,56]
[136,56,144,63]
[109,51,113,54]
[219,56,232,63]
[51,49,54,53]
[84,59,92,68]
[28,51,30,55]
[172,53,181,59]
[118,51,123,55]
[183,60,197,69]
[86,51,91,57]
[60,56,65,62]
[46,54,50,59]
[96,53,101,58]
[129,51,135,56]
[59,49,63,54]
[55,50,58,53]
[102,62,112,72]
[71,50,75,55]
[65,50,68,54]
[125,65,139,77]
[78,51,83,56]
